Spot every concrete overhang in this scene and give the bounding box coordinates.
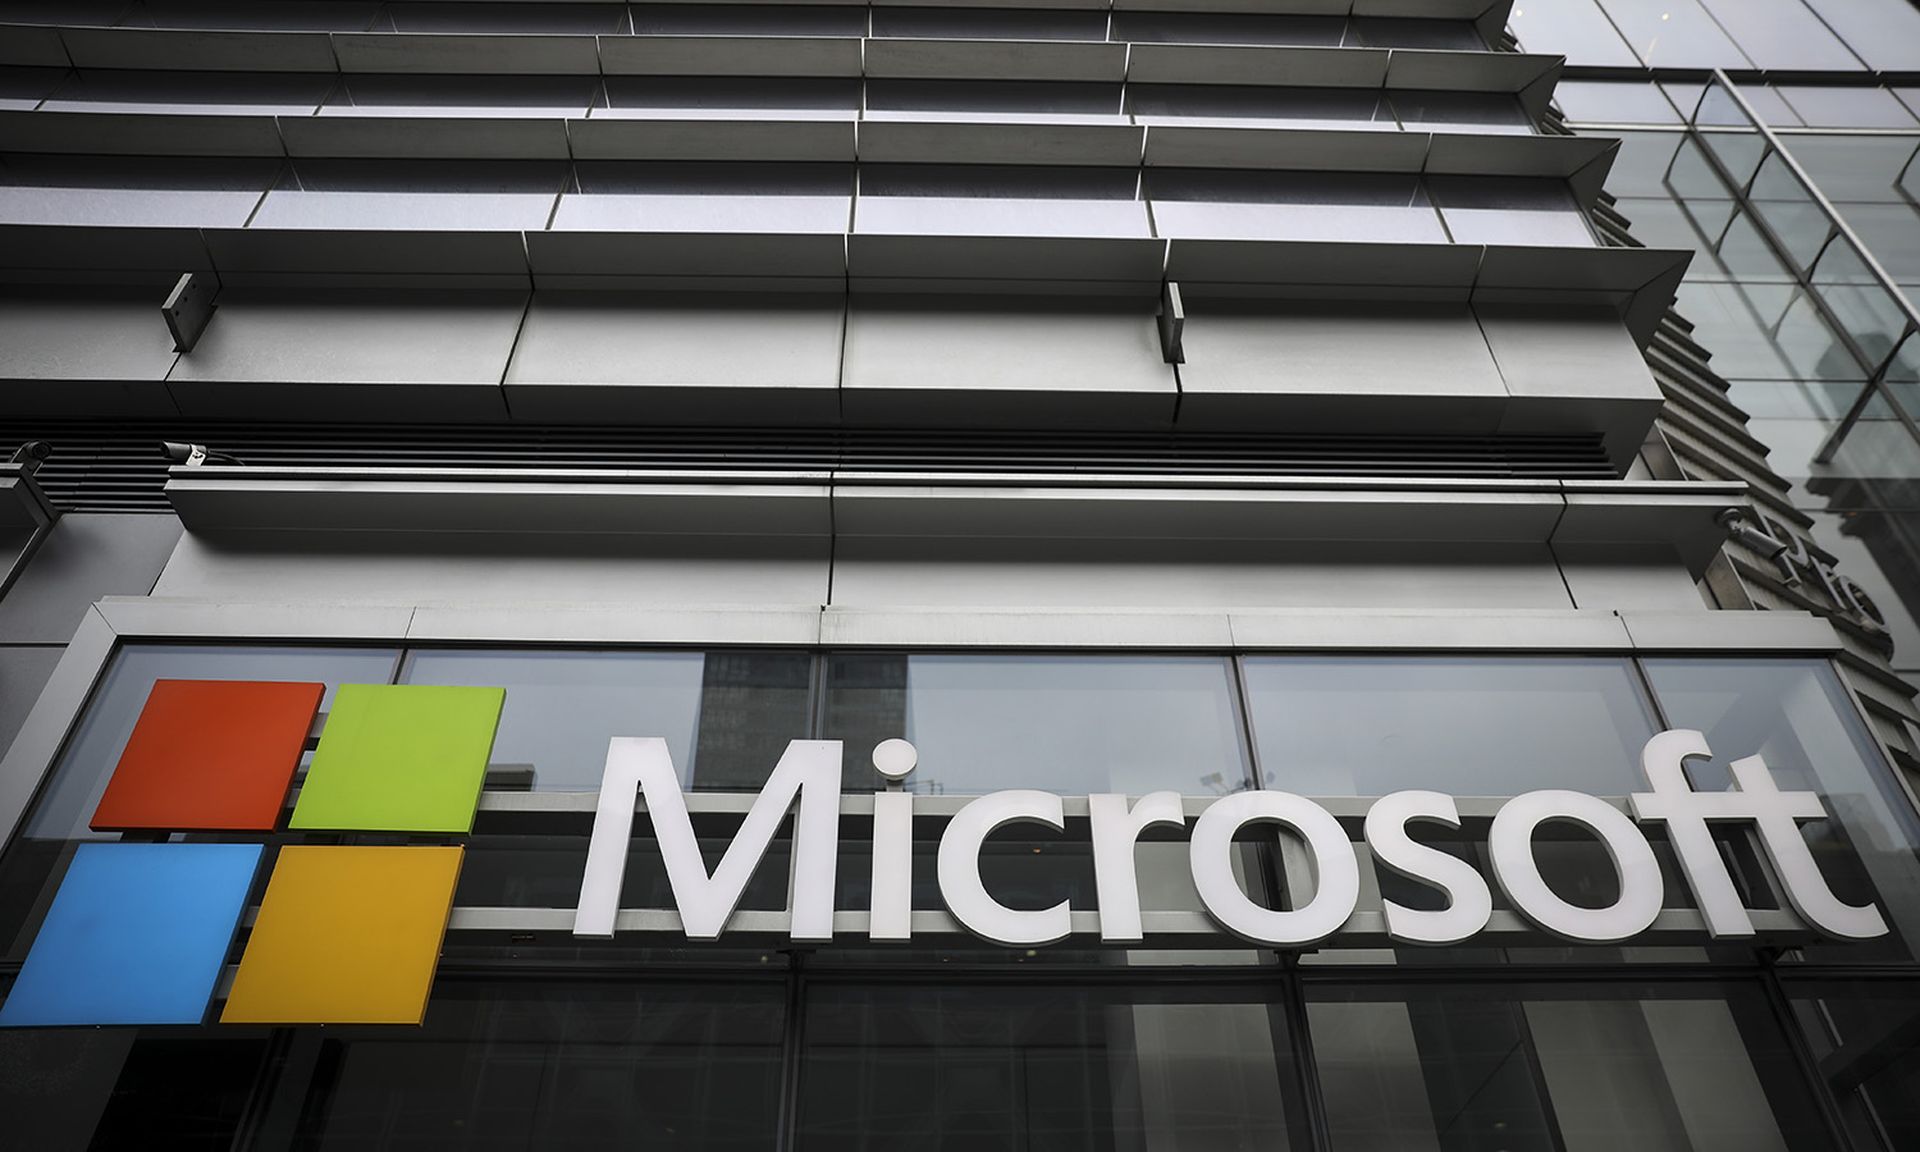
[163,467,1747,577]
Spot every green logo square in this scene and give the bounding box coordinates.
[291,684,505,834]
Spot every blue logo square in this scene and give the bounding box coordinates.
[0,842,262,1027]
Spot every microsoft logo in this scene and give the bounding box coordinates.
[0,679,504,1028]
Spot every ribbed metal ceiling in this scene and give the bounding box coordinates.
[0,421,1618,513]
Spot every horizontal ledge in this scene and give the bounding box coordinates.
[474,791,1626,823]
[442,906,1814,948]
[160,469,1744,571]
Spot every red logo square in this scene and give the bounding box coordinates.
[90,679,325,832]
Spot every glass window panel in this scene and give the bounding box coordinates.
[1727,377,1880,420]
[251,160,565,231]
[1814,279,1916,376]
[324,74,597,117]
[1611,196,1734,278]
[0,1033,269,1151]
[379,1,628,33]
[866,79,1122,124]
[1554,81,1682,125]
[600,77,859,121]
[1596,0,1754,68]
[1430,176,1595,247]
[1128,84,1390,130]
[1241,657,1656,795]
[40,69,333,116]
[1804,0,1920,72]
[1803,503,1920,671]
[1663,81,1708,122]
[630,4,866,37]
[822,653,1246,794]
[1743,83,1808,128]
[0,65,65,110]
[871,7,1106,41]
[1697,0,1865,70]
[0,644,399,961]
[797,984,1307,1151]
[1308,981,1837,1152]
[1836,203,1920,282]
[1675,280,1858,380]
[279,981,785,1150]
[1389,90,1530,134]
[400,648,812,793]
[119,0,381,30]
[1899,88,1920,121]
[1783,134,1920,203]
[1599,131,1687,197]
[1777,85,1917,128]
[1507,0,1640,67]
[1788,980,1920,1152]
[1346,18,1481,50]
[1642,658,1920,963]
[0,155,277,228]
[1112,12,1345,47]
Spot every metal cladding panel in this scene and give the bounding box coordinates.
[0,290,182,387]
[841,299,1179,427]
[503,292,845,423]
[149,531,835,607]
[162,289,526,386]
[0,513,183,644]
[828,538,1577,610]
[1176,302,1509,431]
[599,35,865,77]
[0,645,62,766]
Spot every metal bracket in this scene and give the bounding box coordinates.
[1157,279,1185,365]
[162,271,217,353]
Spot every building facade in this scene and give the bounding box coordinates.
[1,1,1918,1149]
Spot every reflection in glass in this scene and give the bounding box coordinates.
[1308,981,1835,1152]
[283,981,786,1150]
[798,984,1306,1151]
[1242,657,1656,795]
[1788,980,1920,1152]
[1642,658,1920,962]
[402,648,813,792]
[824,653,1246,794]
[0,1032,268,1151]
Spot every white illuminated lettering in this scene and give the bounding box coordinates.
[572,737,842,941]
[1489,790,1663,944]
[1364,790,1493,946]
[937,790,1072,947]
[1189,791,1358,947]
[1088,792,1185,943]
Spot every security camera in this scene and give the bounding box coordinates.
[160,441,209,467]
[8,441,51,477]
[160,442,244,467]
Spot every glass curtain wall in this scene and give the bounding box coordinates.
[1547,17,1920,679]
[2,644,1919,1150]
